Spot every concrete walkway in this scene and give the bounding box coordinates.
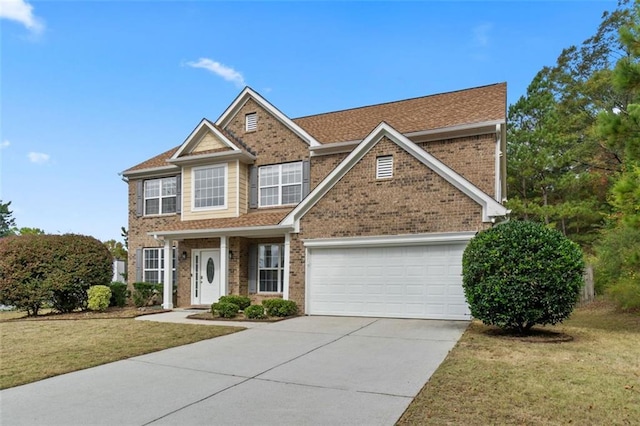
[1,314,468,426]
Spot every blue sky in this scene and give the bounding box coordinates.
[1,0,618,243]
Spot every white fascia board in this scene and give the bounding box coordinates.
[121,165,180,179]
[303,231,476,248]
[172,119,240,160]
[405,119,504,142]
[215,87,322,147]
[282,122,508,228]
[167,150,256,166]
[149,224,293,240]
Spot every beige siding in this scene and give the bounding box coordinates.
[192,132,230,153]
[182,162,238,220]
[238,162,248,215]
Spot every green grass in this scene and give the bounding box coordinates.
[398,300,640,425]
[0,312,243,389]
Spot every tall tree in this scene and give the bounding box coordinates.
[103,239,128,261]
[17,227,46,235]
[0,200,16,237]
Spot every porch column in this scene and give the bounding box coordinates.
[162,239,173,309]
[283,233,291,300]
[220,236,228,296]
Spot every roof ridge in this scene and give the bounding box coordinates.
[292,82,506,121]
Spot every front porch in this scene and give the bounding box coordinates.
[158,231,293,310]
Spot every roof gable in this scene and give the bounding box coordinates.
[216,87,321,147]
[172,119,240,160]
[281,122,508,229]
[293,83,506,144]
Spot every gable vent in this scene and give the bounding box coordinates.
[376,155,393,179]
[245,113,257,132]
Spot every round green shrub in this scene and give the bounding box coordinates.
[211,301,239,318]
[87,285,112,311]
[244,304,267,319]
[462,220,584,334]
[108,282,129,307]
[218,295,251,311]
[262,299,298,317]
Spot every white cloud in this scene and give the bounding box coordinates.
[0,140,9,149]
[27,151,50,164]
[0,0,45,34]
[473,23,492,47]
[186,58,246,87]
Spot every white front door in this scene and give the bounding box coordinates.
[192,249,221,305]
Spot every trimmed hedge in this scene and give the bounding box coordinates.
[244,304,266,319]
[262,299,298,317]
[0,234,112,315]
[218,295,251,311]
[87,285,111,311]
[132,282,163,307]
[462,220,584,334]
[212,301,239,318]
[108,282,129,307]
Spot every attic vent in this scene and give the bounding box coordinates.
[376,155,393,179]
[245,113,257,132]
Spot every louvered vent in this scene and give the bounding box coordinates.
[245,113,257,132]
[376,155,393,179]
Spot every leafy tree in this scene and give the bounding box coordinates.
[462,221,585,334]
[104,239,127,261]
[0,200,16,237]
[17,227,45,235]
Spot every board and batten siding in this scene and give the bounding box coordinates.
[182,161,239,220]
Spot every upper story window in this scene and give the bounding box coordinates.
[245,113,257,132]
[376,155,393,179]
[193,164,227,209]
[144,177,177,215]
[259,162,302,207]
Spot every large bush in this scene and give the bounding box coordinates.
[462,220,584,334]
[0,234,112,315]
[132,282,163,307]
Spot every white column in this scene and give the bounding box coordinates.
[220,236,228,296]
[162,239,173,309]
[283,233,291,300]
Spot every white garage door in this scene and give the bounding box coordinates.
[307,243,470,320]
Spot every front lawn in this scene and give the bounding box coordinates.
[398,300,640,425]
[0,310,243,389]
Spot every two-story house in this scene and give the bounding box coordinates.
[122,83,508,320]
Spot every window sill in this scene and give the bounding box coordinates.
[191,205,228,212]
[142,213,178,218]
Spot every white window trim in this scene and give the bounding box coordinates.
[144,176,177,216]
[258,162,303,208]
[191,163,228,211]
[143,247,176,284]
[376,155,393,179]
[245,113,257,132]
[257,243,284,293]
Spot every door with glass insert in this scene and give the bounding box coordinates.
[192,249,220,305]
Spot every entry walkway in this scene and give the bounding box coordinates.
[1,315,468,425]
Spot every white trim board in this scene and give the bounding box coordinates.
[303,232,476,248]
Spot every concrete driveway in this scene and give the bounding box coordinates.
[0,315,467,426]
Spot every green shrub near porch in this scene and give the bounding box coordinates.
[218,295,251,311]
[211,301,239,318]
[262,299,298,317]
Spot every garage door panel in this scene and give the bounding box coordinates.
[308,242,471,320]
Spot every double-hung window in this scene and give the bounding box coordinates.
[258,244,284,293]
[193,164,226,209]
[144,177,177,215]
[143,247,176,285]
[259,162,302,207]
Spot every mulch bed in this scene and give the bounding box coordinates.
[485,327,574,343]
[0,306,170,321]
[187,312,295,322]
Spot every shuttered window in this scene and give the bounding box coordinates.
[144,177,177,215]
[259,162,303,207]
[376,155,393,179]
[142,247,176,285]
[245,113,257,132]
